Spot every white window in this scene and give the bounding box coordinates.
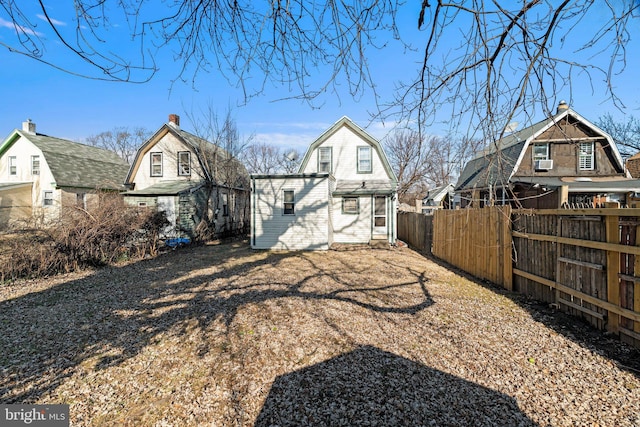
[533,143,549,161]
[43,190,53,206]
[579,142,594,170]
[178,151,191,176]
[150,152,163,176]
[318,147,332,173]
[31,155,40,175]
[8,156,16,175]
[283,190,295,215]
[342,197,359,214]
[358,146,372,173]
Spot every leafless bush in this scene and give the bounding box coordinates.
[0,193,169,282]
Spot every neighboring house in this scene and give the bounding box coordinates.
[421,183,455,214]
[251,116,398,250]
[0,119,129,228]
[626,152,640,179]
[123,114,249,239]
[455,101,640,209]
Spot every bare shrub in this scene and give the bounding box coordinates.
[0,193,169,282]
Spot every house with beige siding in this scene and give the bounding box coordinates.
[0,119,129,228]
[123,114,249,239]
[251,116,398,250]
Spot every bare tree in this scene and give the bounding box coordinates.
[241,142,302,175]
[597,114,640,159]
[184,107,252,240]
[2,2,637,136]
[385,129,481,204]
[85,127,151,164]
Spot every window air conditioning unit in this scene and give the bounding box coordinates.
[535,159,553,170]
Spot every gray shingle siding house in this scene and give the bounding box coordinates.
[0,119,130,227]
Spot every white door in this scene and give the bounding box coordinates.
[373,196,387,237]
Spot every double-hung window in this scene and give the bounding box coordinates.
[283,190,295,215]
[178,151,191,176]
[318,147,332,173]
[579,142,594,170]
[43,191,53,206]
[31,155,40,175]
[358,146,372,173]
[150,152,163,176]
[8,156,16,175]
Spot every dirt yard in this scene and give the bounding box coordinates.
[1,240,639,426]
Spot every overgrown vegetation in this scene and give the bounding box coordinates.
[0,194,169,282]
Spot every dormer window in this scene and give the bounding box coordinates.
[318,147,332,173]
[357,146,372,173]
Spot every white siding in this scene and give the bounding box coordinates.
[132,132,206,190]
[332,196,371,243]
[0,135,60,219]
[252,176,330,250]
[300,126,391,181]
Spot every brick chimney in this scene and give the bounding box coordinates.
[556,100,569,114]
[22,119,36,134]
[168,114,180,129]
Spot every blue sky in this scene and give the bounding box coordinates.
[1,2,639,152]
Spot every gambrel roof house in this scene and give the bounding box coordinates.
[455,101,640,209]
[123,114,250,239]
[0,119,129,228]
[251,116,398,250]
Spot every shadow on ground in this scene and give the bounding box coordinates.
[0,241,434,403]
[255,345,537,427]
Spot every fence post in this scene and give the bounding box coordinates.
[501,205,513,291]
[605,211,620,334]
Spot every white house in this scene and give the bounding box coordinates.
[0,119,129,228]
[123,114,250,239]
[251,116,398,250]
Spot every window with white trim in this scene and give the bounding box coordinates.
[533,143,549,161]
[31,155,40,175]
[150,152,163,176]
[8,156,16,175]
[283,190,295,215]
[579,142,594,170]
[222,193,229,216]
[358,146,372,173]
[318,147,332,173]
[178,151,191,176]
[342,197,359,214]
[43,190,53,206]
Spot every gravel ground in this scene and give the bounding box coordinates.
[1,240,639,426]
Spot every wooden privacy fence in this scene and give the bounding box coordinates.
[397,207,640,348]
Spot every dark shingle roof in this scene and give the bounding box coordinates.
[23,131,130,190]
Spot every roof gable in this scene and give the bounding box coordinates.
[456,107,626,192]
[297,116,397,182]
[125,123,246,185]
